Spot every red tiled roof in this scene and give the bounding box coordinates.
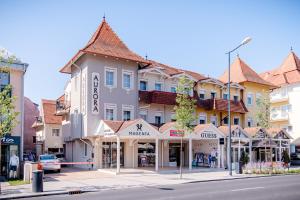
[197,98,248,113]
[219,57,275,88]
[260,51,300,86]
[41,99,62,124]
[139,90,178,105]
[103,120,124,132]
[60,19,148,73]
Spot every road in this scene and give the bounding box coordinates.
[25,175,300,200]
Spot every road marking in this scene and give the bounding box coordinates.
[231,187,264,192]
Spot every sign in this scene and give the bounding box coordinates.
[170,130,184,137]
[128,124,150,136]
[1,136,20,145]
[91,72,100,114]
[200,130,217,139]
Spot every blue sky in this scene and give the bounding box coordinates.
[1,0,300,104]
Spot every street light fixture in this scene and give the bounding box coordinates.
[226,37,252,176]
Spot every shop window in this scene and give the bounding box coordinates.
[138,143,156,167]
[122,70,134,90]
[155,83,162,91]
[102,142,124,168]
[52,129,60,136]
[139,80,147,91]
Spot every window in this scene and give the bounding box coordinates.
[33,136,36,144]
[139,80,147,91]
[104,103,117,120]
[199,115,206,124]
[0,72,9,85]
[210,116,217,126]
[122,70,133,90]
[105,67,117,87]
[171,113,176,122]
[155,83,162,91]
[233,117,240,125]
[155,116,161,125]
[211,92,216,99]
[223,93,228,100]
[84,143,88,157]
[247,93,253,105]
[233,95,239,102]
[122,105,134,121]
[247,118,253,127]
[171,87,176,93]
[223,116,228,125]
[52,129,60,136]
[199,90,205,99]
[139,110,147,121]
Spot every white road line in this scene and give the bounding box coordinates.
[231,187,265,192]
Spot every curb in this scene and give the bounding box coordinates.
[0,191,69,200]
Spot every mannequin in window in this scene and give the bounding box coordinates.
[9,152,19,179]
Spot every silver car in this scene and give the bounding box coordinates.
[39,154,61,172]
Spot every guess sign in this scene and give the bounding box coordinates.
[92,72,100,114]
[200,130,217,139]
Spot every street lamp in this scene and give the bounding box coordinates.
[226,37,251,176]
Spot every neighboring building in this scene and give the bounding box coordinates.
[260,50,300,152]
[0,47,28,178]
[219,57,275,128]
[32,99,63,156]
[24,97,39,154]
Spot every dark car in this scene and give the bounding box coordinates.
[291,153,300,165]
[55,153,67,167]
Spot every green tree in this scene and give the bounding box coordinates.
[256,97,270,128]
[0,52,20,180]
[174,76,196,179]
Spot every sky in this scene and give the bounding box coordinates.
[1,0,300,104]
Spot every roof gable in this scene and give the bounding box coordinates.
[41,99,62,125]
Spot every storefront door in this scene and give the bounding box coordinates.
[102,142,124,168]
[138,143,155,167]
[169,143,185,167]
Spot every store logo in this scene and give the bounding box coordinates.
[92,73,100,115]
[136,124,143,131]
[1,137,14,144]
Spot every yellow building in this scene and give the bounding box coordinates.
[219,57,275,128]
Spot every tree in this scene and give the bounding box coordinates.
[174,76,197,179]
[282,149,290,169]
[0,52,20,181]
[256,97,270,128]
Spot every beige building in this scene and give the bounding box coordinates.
[32,99,63,156]
[0,47,28,178]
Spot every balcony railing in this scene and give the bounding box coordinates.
[56,100,70,116]
[32,116,43,128]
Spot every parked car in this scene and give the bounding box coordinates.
[39,154,61,172]
[291,153,300,165]
[55,153,67,167]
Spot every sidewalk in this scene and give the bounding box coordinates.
[0,168,268,199]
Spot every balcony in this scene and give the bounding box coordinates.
[32,116,44,128]
[55,100,70,116]
[270,112,289,122]
[139,90,178,105]
[197,98,248,114]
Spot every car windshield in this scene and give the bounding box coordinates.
[40,155,56,160]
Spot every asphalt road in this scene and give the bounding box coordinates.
[25,175,300,200]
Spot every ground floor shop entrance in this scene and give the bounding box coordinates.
[169,143,186,167]
[138,142,155,167]
[102,142,124,168]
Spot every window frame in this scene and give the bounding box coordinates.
[122,104,134,121]
[139,80,148,91]
[233,116,240,125]
[122,70,134,90]
[52,129,60,137]
[155,82,163,91]
[247,93,253,106]
[105,67,117,88]
[104,103,117,120]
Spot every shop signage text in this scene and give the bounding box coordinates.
[170,130,184,137]
[92,72,100,115]
[128,124,150,136]
[1,136,20,145]
[200,130,217,139]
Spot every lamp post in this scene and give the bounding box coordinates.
[226,37,251,176]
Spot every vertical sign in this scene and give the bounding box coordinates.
[92,72,100,114]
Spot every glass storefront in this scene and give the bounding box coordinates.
[138,143,155,167]
[102,142,124,168]
[1,136,20,179]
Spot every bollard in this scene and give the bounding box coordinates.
[32,170,43,192]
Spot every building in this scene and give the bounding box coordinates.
[0,47,28,178]
[55,18,289,172]
[24,97,39,154]
[260,50,300,153]
[32,99,63,156]
[219,57,275,128]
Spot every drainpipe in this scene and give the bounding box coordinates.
[20,63,28,162]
